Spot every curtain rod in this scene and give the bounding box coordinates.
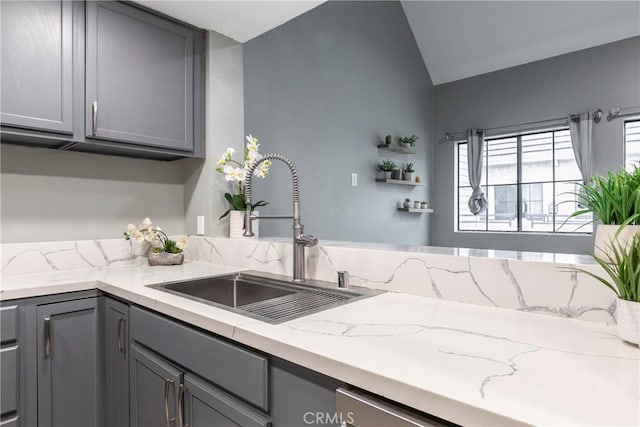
[443,108,603,142]
[606,106,640,121]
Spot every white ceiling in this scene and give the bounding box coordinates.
[401,1,640,85]
[135,0,325,43]
[136,1,639,84]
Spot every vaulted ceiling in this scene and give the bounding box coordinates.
[136,1,640,85]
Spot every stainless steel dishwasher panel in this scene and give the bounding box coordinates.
[336,388,444,427]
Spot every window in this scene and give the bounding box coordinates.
[625,119,640,171]
[456,128,592,233]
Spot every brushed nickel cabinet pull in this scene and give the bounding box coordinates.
[92,101,98,136]
[117,317,125,355]
[44,317,51,358]
[164,379,175,427]
[178,383,187,427]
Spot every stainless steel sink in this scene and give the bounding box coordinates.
[148,271,382,324]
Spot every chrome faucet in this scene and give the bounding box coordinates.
[243,153,318,282]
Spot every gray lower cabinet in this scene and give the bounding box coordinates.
[0,0,73,136]
[37,297,101,427]
[130,343,269,427]
[0,305,19,427]
[104,298,129,427]
[130,343,181,427]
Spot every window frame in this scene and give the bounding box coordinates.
[624,117,640,172]
[455,127,592,234]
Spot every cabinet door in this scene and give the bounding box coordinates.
[183,374,270,427]
[130,343,181,427]
[37,298,100,427]
[85,1,194,151]
[104,298,129,427]
[0,0,73,134]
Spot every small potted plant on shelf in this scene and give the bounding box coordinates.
[567,234,640,345]
[391,167,402,180]
[385,135,393,146]
[566,166,640,262]
[377,159,396,179]
[420,201,428,209]
[125,218,188,266]
[403,162,415,182]
[398,134,418,149]
[413,200,421,209]
[403,198,411,209]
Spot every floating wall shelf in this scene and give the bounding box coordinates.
[376,144,416,154]
[398,207,434,213]
[375,178,425,187]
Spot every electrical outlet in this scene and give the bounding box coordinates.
[351,173,358,187]
[197,216,205,235]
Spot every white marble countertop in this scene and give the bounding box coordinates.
[1,261,637,426]
[257,237,598,265]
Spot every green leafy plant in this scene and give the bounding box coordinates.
[566,166,640,227]
[405,198,411,203]
[398,135,418,146]
[567,232,640,303]
[377,159,396,172]
[219,194,268,220]
[385,135,392,145]
[404,162,415,172]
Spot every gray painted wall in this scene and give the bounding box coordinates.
[1,144,185,243]
[431,37,640,254]
[243,1,434,245]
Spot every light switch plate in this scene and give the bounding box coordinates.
[196,216,205,235]
[351,173,358,187]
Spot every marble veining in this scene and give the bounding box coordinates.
[0,259,637,426]
[186,236,617,323]
[0,236,618,322]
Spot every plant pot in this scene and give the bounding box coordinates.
[391,169,402,180]
[403,202,411,209]
[594,224,640,263]
[616,299,640,345]
[413,201,421,209]
[404,172,414,182]
[229,210,259,239]
[421,203,428,209]
[402,143,411,149]
[148,251,184,266]
[382,171,392,180]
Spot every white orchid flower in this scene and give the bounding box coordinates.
[177,235,189,249]
[225,147,235,158]
[131,229,143,242]
[126,224,136,234]
[246,134,258,145]
[216,153,228,166]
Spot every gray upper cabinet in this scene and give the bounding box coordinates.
[37,297,101,427]
[0,0,73,134]
[85,1,195,152]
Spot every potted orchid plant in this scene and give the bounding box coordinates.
[124,217,188,266]
[216,134,271,238]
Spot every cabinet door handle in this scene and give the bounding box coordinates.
[164,379,175,427]
[178,383,187,427]
[117,317,125,355]
[44,317,51,358]
[92,101,98,136]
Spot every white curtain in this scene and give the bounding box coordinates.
[569,113,593,184]
[467,129,488,215]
